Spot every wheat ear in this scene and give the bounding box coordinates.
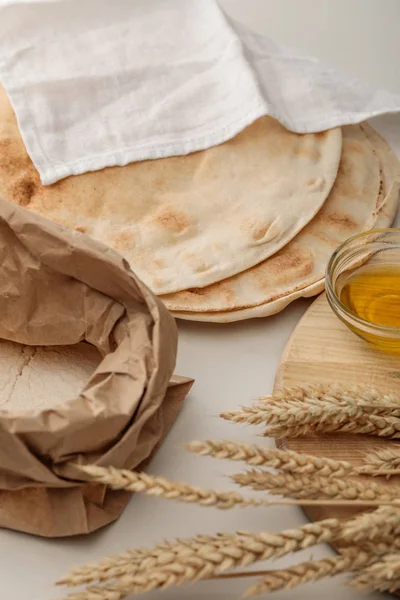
[259,383,400,406]
[59,519,340,590]
[78,465,400,509]
[244,549,374,596]
[350,554,400,592]
[267,412,400,439]
[78,466,266,509]
[220,383,400,428]
[232,469,400,502]
[245,538,400,597]
[359,447,400,474]
[222,401,400,430]
[57,533,237,586]
[60,523,343,599]
[341,506,400,543]
[187,440,357,478]
[60,508,400,588]
[62,546,375,600]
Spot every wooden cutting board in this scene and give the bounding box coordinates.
[274,292,400,524]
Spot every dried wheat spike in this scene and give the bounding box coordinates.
[342,506,400,543]
[77,465,396,511]
[59,509,400,589]
[232,469,400,502]
[78,465,271,509]
[222,402,400,430]
[268,412,400,439]
[58,533,237,586]
[244,548,374,596]
[187,440,357,478]
[60,520,343,599]
[353,575,400,594]
[59,527,400,599]
[59,519,341,592]
[259,383,400,406]
[221,385,400,434]
[350,554,400,592]
[359,447,400,474]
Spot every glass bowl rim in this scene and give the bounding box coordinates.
[325,227,400,335]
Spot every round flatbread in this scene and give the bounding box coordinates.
[0,85,341,294]
[170,123,400,322]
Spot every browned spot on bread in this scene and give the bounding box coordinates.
[271,247,313,274]
[0,147,36,181]
[324,212,356,228]
[184,279,236,305]
[314,130,330,139]
[254,247,314,289]
[154,208,191,234]
[153,175,166,189]
[312,230,342,246]
[75,225,87,234]
[11,177,38,206]
[152,277,165,289]
[184,253,210,274]
[153,258,166,268]
[114,230,135,250]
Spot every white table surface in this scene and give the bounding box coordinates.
[2,2,400,599]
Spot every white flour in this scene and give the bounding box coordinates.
[0,340,101,412]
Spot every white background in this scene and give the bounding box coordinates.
[1,1,400,599]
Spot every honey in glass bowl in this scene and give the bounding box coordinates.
[326,229,400,353]
[340,263,400,328]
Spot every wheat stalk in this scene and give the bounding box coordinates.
[232,469,400,502]
[359,447,400,474]
[59,519,341,590]
[350,554,400,592]
[258,383,400,406]
[62,541,400,600]
[267,412,400,439]
[78,465,400,510]
[245,538,400,597]
[222,401,400,430]
[341,506,400,543]
[57,381,400,599]
[187,439,399,479]
[353,575,400,593]
[57,533,237,586]
[60,507,400,589]
[77,466,266,509]
[187,440,357,478]
[244,549,375,596]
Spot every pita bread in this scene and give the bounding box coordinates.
[0,85,341,294]
[170,124,400,322]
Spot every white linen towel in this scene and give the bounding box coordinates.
[0,0,399,185]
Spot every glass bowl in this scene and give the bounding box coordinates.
[326,229,400,353]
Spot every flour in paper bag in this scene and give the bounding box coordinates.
[0,340,101,412]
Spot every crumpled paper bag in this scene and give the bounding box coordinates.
[0,197,193,537]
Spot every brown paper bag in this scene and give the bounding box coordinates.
[0,197,193,537]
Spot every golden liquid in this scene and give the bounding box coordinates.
[339,263,400,352]
[340,264,400,326]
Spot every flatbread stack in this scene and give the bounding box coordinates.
[0,85,399,322]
